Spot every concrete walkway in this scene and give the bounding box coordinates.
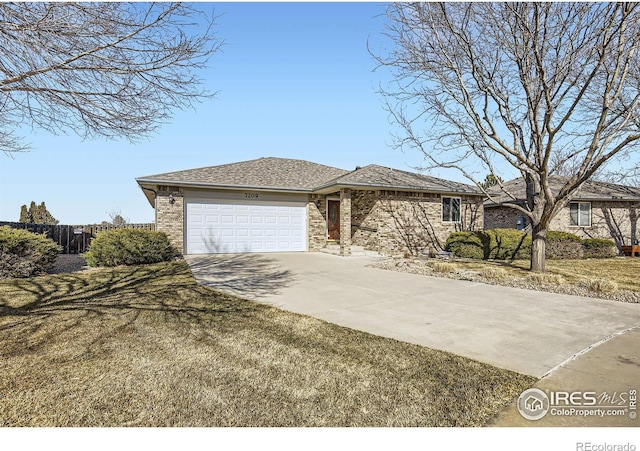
[186,252,640,381]
[490,327,640,426]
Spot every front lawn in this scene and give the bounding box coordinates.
[0,261,534,427]
[372,257,640,303]
[454,258,640,292]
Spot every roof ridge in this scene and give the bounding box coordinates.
[137,156,347,181]
[359,163,477,186]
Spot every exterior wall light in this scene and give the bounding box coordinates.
[169,194,175,205]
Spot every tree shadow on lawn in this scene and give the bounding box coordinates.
[0,261,274,356]
[185,254,294,299]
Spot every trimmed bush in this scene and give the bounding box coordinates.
[0,226,61,278]
[445,229,531,260]
[583,238,618,259]
[545,231,583,259]
[483,229,531,260]
[84,229,176,267]
[444,229,609,260]
[444,231,484,259]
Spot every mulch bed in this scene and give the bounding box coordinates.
[48,254,91,274]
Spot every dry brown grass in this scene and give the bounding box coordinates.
[543,259,639,291]
[0,261,534,427]
[525,272,565,286]
[579,278,618,293]
[429,261,457,274]
[478,267,509,282]
[452,258,640,292]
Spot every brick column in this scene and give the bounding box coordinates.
[156,189,184,254]
[340,188,352,256]
[307,195,327,251]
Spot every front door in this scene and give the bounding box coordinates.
[327,199,340,241]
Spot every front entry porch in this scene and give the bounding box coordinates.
[311,188,352,256]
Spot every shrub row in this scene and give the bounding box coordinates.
[444,229,531,260]
[0,226,61,278]
[84,228,176,267]
[545,231,584,260]
[582,238,619,259]
[0,227,176,279]
[445,229,618,260]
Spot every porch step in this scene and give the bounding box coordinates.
[318,244,382,257]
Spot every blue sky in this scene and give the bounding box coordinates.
[0,2,465,225]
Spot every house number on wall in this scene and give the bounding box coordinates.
[244,193,259,199]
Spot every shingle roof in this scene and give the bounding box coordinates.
[136,157,349,192]
[319,164,481,194]
[137,157,481,195]
[486,176,640,205]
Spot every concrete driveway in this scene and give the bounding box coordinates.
[186,252,640,378]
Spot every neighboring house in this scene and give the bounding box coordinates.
[136,157,484,256]
[484,176,640,248]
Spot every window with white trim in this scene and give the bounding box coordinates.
[442,197,461,222]
[569,202,591,227]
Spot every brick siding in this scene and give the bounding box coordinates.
[351,190,484,256]
[156,188,184,254]
[308,194,327,251]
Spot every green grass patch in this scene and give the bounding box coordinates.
[0,261,534,426]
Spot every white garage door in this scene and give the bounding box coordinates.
[185,197,307,254]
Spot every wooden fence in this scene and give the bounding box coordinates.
[0,222,155,254]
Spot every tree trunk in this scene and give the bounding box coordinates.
[530,225,547,272]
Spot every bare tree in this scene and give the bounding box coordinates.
[107,208,129,227]
[0,2,222,155]
[377,2,640,271]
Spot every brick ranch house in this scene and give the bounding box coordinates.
[484,176,640,248]
[136,157,484,256]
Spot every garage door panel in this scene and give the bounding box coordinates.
[203,228,218,237]
[186,198,307,254]
[221,228,235,237]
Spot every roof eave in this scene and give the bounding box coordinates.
[312,181,483,196]
[485,195,640,207]
[572,196,640,202]
[136,181,157,207]
[135,178,314,194]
